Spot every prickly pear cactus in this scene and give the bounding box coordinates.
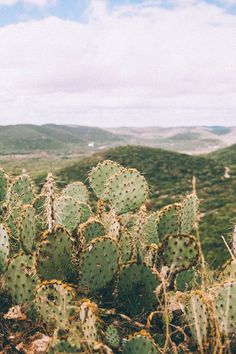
[160,234,199,273]
[218,259,236,282]
[175,268,201,292]
[7,252,39,305]
[35,280,77,328]
[104,168,149,214]
[79,299,100,342]
[186,292,209,351]
[48,326,84,353]
[104,325,120,349]
[61,181,89,203]
[18,205,37,254]
[78,218,105,243]
[79,236,120,293]
[156,203,182,240]
[37,226,75,282]
[213,280,236,334]
[142,213,159,245]
[118,229,135,263]
[89,160,123,198]
[0,224,10,272]
[9,173,35,205]
[55,195,90,232]
[117,263,160,316]
[0,169,8,206]
[180,194,199,234]
[123,331,158,354]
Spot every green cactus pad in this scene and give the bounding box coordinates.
[7,252,39,305]
[117,263,160,317]
[79,299,100,342]
[18,205,37,254]
[10,173,35,205]
[160,234,199,273]
[218,260,236,282]
[104,168,149,214]
[79,236,120,293]
[143,213,159,245]
[6,206,22,238]
[123,332,158,354]
[213,281,236,334]
[55,196,90,232]
[37,226,75,282]
[35,280,77,328]
[0,169,8,206]
[156,203,182,240]
[105,325,120,349]
[48,326,83,353]
[78,219,105,243]
[89,160,123,198]
[186,293,209,349]
[118,229,134,263]
[61,181,89,203]
[101,209,120,238]
[0,224,10,272]
[180,194,199,234]
[175,268,201,292]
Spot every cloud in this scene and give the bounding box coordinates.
[0,0,56,6]
[0,0,236,126]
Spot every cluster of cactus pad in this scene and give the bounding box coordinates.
[0,160,235,353]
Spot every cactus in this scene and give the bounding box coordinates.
[0,224,10,272]
[0,168,8,206]
[48,326,84,353]
[143,212,159,245]
[89,160,123,199]
[175,268,201,292]
[18,205,37,254]
[104,325,120,349]
[42,173,57,232]
[61,181,89,203]
[186,292,209,351]
[104,168,149,215]
[35,280,77,328]
[55,195,89,232]
[156,203,182,240]
[79,236,120,293]
[9,173,35,206]
[123,331,158,354]
[213,280,236,334]
[117,263,160,316]
[118,229,135,263]
[180,194,199,234]
[79,299,100,342]
[159,234,199,273]
[78,218,105,243]
[7,252,39,305]
[218,259,236,282]
[37,226,75,282]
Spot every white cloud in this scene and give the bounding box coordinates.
[0,0,236,126]
[0,0,56,6]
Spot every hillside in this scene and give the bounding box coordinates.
[0,124,125,154]
[210,143,236,168]
[52,145,236,268]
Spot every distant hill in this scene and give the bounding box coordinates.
[210,143,236,168]
[106,126,236,154]
[54,145,236,268]
[0,124,236,155]
[0,124,125,154]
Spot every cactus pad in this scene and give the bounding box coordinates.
[213,281,236,334]
[160,234,199,273]
[61,181,89,203]
[104,325,120,349]
[10,173,35,205]
[79,236,120,293]
[104,168,149,214]
[37,226,75,282]
[0,224,10,272]
[35,280,76,328]
[7,252,39,305]
[118,229,135,263]
[89,160,123,198]
[18,205,37,254]
[55,196,90,232]
[180,194,199,234]
[123,332,158,354]
[79,299,100,342]
[143,213,159,245]
[0,169,8,205]
[117,263,160,316]
[78,219,105,243]
[156,204,182,240]
[175,268,201,292]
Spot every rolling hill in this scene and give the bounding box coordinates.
[51,145,236,268]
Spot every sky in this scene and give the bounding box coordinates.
[0,0,236,127]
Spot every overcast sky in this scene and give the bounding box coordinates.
[0,0,236,127]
